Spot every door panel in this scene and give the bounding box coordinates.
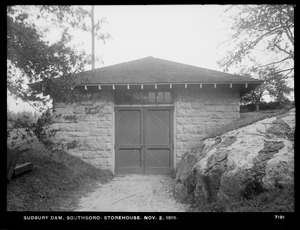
[145,149,171,173]
[115,107,173,174]
[147,110,170,145]
[145,108,173,174]
[115,108,144,174]
[117,110,141,146]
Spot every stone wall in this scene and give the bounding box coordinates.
[50,87,240,173]
[175,88,240,164]
[52,91,114,171]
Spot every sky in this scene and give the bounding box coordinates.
[89,5,231,70]
[8,5,293,113]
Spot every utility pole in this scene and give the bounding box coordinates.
[91,5,95,70]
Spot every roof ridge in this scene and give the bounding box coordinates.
[83,56,245,78]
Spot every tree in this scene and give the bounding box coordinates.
[266,73,293,103]
[7,5,110,151]
[240,68,292,111]
[7,5,110,108]
[219,5,294,108]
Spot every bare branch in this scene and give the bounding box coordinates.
[274,44,294,59]
[283,26,294,46]
[282,68,293,78]
[255,56,292,69]
[268,68,294,76]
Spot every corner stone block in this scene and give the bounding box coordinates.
[97,151,112,158]
[176,142,184,151]
[105,143,113,151]
[107,128,113,136]
[96,135,112,144]
[55,107,74,114]
[210,113,221,119]
[176,117,192,125]
[82,115,99,121]
[222,112,240,119]
[204,98,223,105]
[204,106,215,112]
[176,151,186,159]
[197,111,211,117]
[73,106,85,114]
[176,109,186,117]
[176,126,183,134]
[190,117,206,125]
[104,104,114,113]
[67,149,83,158]
[87,121,98,127]
[82,151,98,159]
[177,109,197,117]
[95,158,113,167]
[53,102,66,108]
[186,109,197,117]
[83,137,105,151]
[223,98,239,105]
[75,124,90,132]
[90,129,107,136]
[55,132,69,141]
[59,123,75,132]
[49,123,59,130]
[68,132,90,137]
[191,101,204,109]
[97,121,111,128]
[106,114,112,121]
[176,134,196,142]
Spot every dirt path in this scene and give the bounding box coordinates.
[75,175,189,212]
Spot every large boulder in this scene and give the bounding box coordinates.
[175,109,295,203]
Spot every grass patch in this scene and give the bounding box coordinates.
[202,108,292,141]
[188,184,294,212]
[7,149,113,211]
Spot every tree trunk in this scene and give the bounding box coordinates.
[91,5,95,70]
[256,104,260,112]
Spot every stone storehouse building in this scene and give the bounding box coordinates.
[30,57,263,174]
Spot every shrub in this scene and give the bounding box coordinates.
[189,184,294,212]
[240,101,294,113]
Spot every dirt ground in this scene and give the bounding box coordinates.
[75,175,189,212]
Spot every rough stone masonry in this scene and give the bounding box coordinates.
[174,87,240,165]
[51,91,114,171]
[51,86,241,173]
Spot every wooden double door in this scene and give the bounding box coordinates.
[115,107,174,174]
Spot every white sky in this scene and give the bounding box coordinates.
[89,5,231,70]
[8,5,293,112]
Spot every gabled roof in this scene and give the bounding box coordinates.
[73,56,263,85]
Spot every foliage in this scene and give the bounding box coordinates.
[7,5,110,151]
[7,109,58,149]
[266,74,293,103]
[189,184,294,212]
[7,5,110,108]
[219,5,294,105]
[240,101,294,113]
[7,109,39,123]
[220,4,294,73]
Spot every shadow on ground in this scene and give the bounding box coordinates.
[7,148,113,211]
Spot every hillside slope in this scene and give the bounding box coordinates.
[7,149,113,211]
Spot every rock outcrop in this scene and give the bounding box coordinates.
[175,109,295,203]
